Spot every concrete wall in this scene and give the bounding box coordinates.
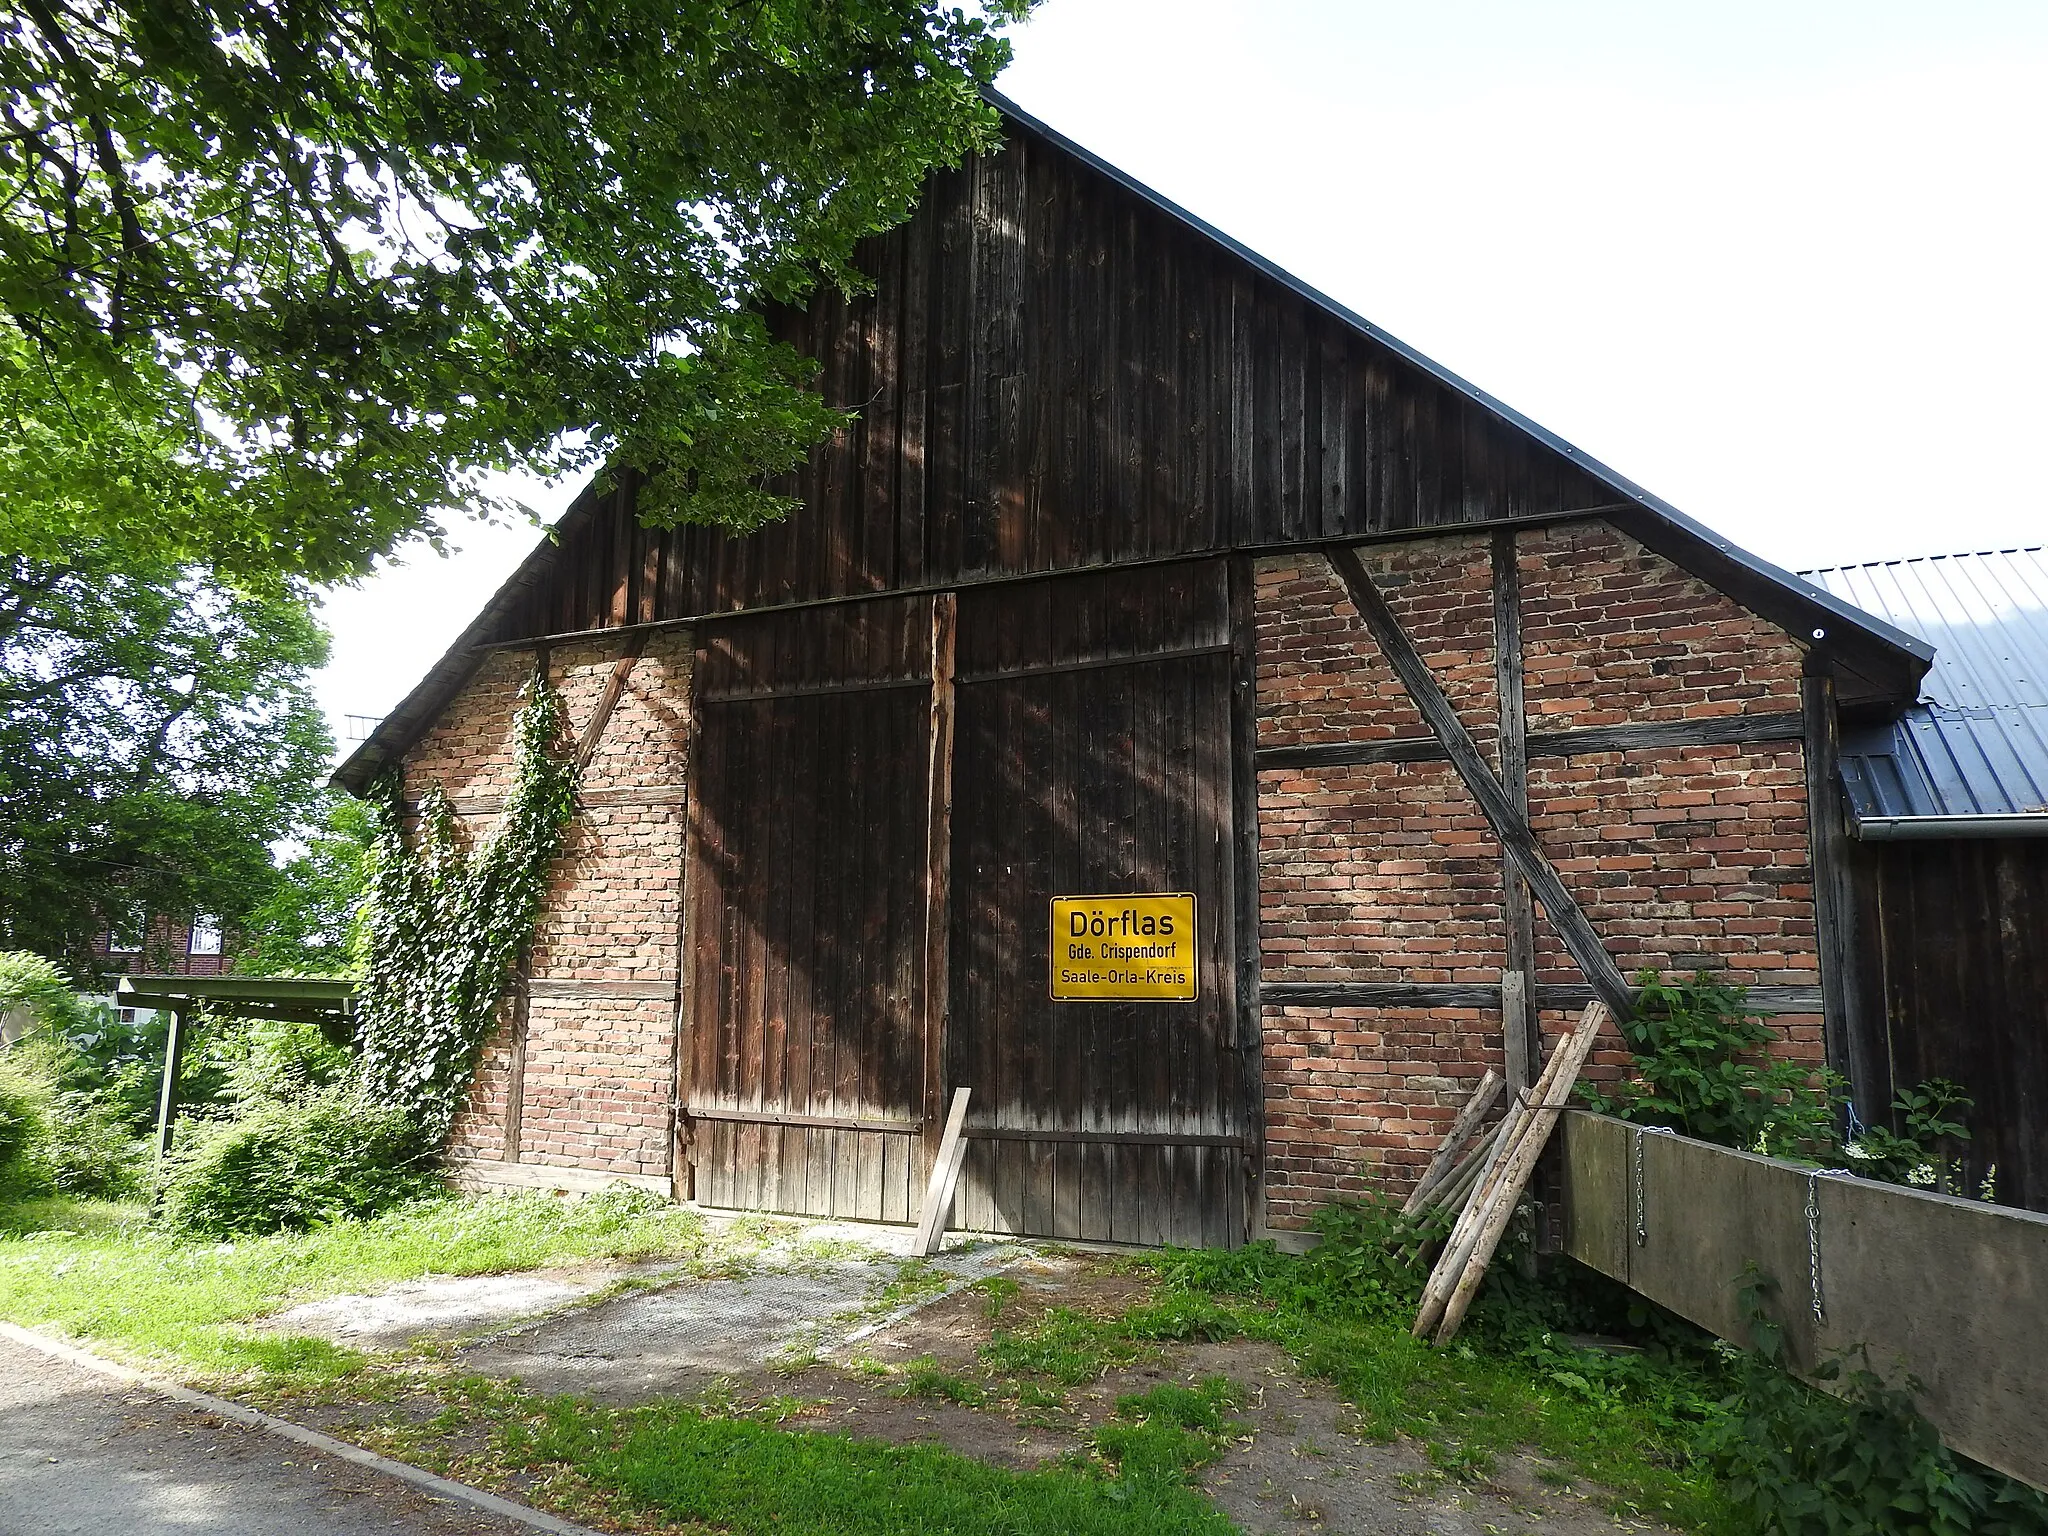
[1560,1110,2048,1491]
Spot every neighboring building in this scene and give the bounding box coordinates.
[1804,548,2048,1207]
[336,94,1942,1241]
[94,915,232,997]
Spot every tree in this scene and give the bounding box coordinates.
[1,0,1029,585]
[232,793,375,977]
[0,546,332,970]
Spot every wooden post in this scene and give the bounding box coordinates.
[1803,667,1878,1118]
[151,1007,187,1180]
[1402,1068,1503,1216]
[1431,1008,1607,1343]
[921,592,958,1173]
[672,640,708,1204]
[573,633,648,775]
[1414,1002,1608,1341]
[1326,546,1634,1020]
[1492,530,1539,1089]
[1227,555,1266,1242]
[1500,969,1532,1091]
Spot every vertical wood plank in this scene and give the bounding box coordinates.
[501,979,529,1162]
[676,641,709,1201]
[1228,556,1264,1241]
[1492,530,1538,1089]
[923,594,959,1170]
[1805,668,1876,1116]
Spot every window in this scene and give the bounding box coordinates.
[108,923,142,954]
[188,919,223,957]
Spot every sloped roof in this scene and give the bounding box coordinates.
[335,96,1934,794]
[982,92,1931,704]
[1805,548,2048,827]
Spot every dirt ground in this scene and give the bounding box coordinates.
[260,1223,1677,1536]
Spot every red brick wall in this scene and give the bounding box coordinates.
[405,633,692,1184]
[1254,521,1823,1232]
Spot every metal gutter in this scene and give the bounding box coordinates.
[1853,814,2048,842]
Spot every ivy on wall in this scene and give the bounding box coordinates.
[355,673,576,1143]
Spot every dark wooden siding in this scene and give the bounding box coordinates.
[948,562,1245,1246]
[1852,838,2048,1212]
[492,116,1622,641]
[685,597,933,1219]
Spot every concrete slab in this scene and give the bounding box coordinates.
[458,1239,1024,1402]
[270,1274,601,1349]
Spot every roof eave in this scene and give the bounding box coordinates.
[330,487,604,796]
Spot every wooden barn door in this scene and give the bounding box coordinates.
[947,562,1248,1247]
[683,597,935,1220]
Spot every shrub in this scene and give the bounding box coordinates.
[40,1093,145,1199]
[0,950,87,1041]
[1709,1272,2048,1536]
[0,1059,50,1197]
[158,1089,437,1237]
[1580,971,1841,1157]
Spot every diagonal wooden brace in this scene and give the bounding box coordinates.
[1326,545,1635,1020]
[572,633,649,774]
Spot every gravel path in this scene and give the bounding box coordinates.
[0,1334,536,1536]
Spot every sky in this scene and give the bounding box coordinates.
[314,0,2048,757]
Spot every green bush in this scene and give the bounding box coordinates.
[1580,970,1842,1157]
[1708,1272,2048,1536]
[158,1090,437,1237]
[40,1093,145,1200]
[0,950,87,1040]
[0,1060,50,1197]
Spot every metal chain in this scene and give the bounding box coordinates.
[1631,1125,1675,1248]
[1805,1167,1850,1326]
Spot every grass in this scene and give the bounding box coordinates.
[0,1187,728,1379]
[508,1393,1240,1535]
[937,1239,1738,1533]
[1125,1240,1743,1533]
[1093,1378,1245,1481]
[889,1356,988,1406]
[0,1186,1737,1533]
[0,1190,1243,1534]
[255,1363,1237,1536]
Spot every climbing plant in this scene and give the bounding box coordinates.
[354,674,577,1141]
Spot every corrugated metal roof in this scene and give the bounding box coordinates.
[1803,548,2048,822]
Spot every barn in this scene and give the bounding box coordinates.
[335,93,1947,1245]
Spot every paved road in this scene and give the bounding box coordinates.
[0,1334,536,1535]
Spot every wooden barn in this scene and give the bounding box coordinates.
[335,94,1952,1245]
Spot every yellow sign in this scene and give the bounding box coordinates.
[1049,893,1198,1002]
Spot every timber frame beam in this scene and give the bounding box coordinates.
[1325,545,1636,1020]
[1492,530,1539,1086]
[921,592,959,1171]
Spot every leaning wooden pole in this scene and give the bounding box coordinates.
[1428,1003,1609,1344]
[1411,1019,1579,1337]
[1403,1069,1503,1217]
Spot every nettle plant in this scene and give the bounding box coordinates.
[1583,972,1989,1198]
[355,674,576,1142]
[1579,971,1841,1160]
